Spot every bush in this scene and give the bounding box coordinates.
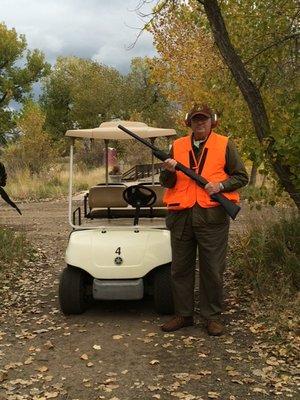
[0,227,33,275]
[2,101,58,176]
[229,215,300,297]
[240,185,294,209]
[74,140,105,169]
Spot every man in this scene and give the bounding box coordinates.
[160,104,248,336]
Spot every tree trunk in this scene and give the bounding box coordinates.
[249,162,258,187]
[201,0,300,209]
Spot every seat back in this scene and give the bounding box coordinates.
[88,186,128,209]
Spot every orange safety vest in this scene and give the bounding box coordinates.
[163,132,240,210]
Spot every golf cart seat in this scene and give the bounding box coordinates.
[85,184,167,219]
[85,185,128,218]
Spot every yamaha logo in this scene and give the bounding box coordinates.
[114,256,123,265]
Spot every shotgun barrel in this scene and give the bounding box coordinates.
[118,124,240,220]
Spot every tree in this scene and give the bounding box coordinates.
[0,23,50,143]
[2,101,57,174]
[41,56,127,143]
[148,0,299,207]
[125,57,175,128]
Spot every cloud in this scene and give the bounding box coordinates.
[0,0,157,73]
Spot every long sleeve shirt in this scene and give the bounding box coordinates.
[159,136,249,192]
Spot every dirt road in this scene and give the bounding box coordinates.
[0,201,297,399]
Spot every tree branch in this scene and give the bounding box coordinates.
[127,0,175,50]
[0,92,8,105]
[245,33,300,65]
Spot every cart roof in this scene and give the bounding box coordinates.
[65,120,176,140]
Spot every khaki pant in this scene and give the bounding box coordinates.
[166,204,230,320]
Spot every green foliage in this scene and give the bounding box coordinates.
[229,215,300,297]
[0,227,32,275]
[41,56,127,143]
[125,57,175,128]
[2,101,57,175]
[0,23,50,142]
[40,56,175,154]
[241,181,294,208]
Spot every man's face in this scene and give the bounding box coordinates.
[190,114,212,140]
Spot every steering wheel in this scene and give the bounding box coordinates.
[123,185,157,207]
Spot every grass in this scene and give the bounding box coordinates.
[228,213,300,337]
[5,166,106,201]
[230,214,299,293]
[0,227,33,276]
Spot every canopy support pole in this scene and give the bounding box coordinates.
[105,139,109,186]
[150,137,156,186]
[68,138,75,228]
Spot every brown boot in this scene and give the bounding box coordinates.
[161,316,194,332]
[206,320,224,336]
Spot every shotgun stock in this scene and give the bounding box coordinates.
[118,125,240,220]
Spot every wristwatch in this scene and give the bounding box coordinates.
[219,182,225,191]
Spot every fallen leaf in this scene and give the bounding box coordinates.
[149,359,160,365]
[266,357,279,366]
[86,362,94,367]
[37,366,48,372]
[208,392,220,399]
[44,340,54,350]
[44,392,59,398]
[24,357,34,365]
[199,370,211,376]
[253,388,268,395]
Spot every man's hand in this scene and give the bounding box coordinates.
[205,182,222,195]
[163,158,177,172]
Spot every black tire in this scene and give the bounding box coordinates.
[59,265,93,315]
[153,264,174,315]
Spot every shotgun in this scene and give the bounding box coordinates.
[118,124,240,220]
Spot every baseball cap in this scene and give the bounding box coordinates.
[185,104,213,126]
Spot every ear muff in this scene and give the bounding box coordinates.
[184,113,190,127]
[211,113,218,128]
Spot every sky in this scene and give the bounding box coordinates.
[0,0,157,74]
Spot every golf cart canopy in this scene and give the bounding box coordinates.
[65,120,176,140]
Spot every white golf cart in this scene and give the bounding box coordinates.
[59,120,176,315]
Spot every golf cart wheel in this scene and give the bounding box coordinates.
[59,265,93,315]
[153,264,174,315]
